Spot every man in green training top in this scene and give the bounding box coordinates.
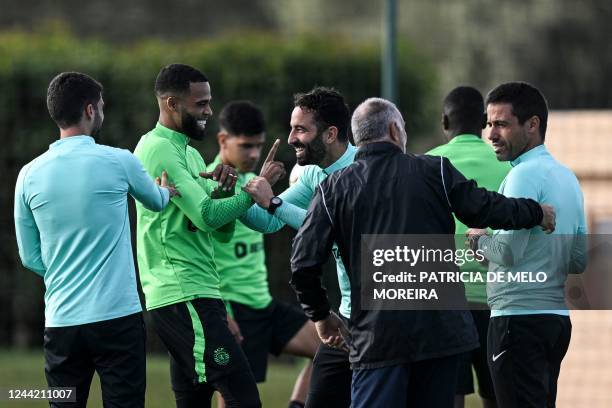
[134,64,272,408]
[427,86,509,408]
[208,100,319,408]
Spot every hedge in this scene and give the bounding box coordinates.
[0,25,437,347]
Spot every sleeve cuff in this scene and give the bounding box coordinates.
[237,189,254,206]
[533,200,544,225]
[311,309,331,322]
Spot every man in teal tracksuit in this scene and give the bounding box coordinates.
[427,86,509,408]
[467,82,588,408]
[240,87,354,408]
[14,72,174,407]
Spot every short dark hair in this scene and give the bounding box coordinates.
[485,82,548,140]
[293,87,350,142]
[443,86,484,131]
[47,72,103,128]
[219,101,266,136]
[154,63,208,96]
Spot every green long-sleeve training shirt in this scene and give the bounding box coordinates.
[134,123,253,310]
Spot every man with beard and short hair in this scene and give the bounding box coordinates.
[134,64,265,408]
[14,72,176,407]
[240,87,355,408]
[209,101,319,408]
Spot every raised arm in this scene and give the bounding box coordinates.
[469,164,551,266]
[440,157,547,231]
[240,176,312,233]
[118,149,170,211]
[205,182,236,244]
[145,146,253,232]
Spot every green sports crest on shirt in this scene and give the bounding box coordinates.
[213,347,230,366]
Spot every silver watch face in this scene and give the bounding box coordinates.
[271,197,282,206]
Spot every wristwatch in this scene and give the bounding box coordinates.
[267,196,283,214]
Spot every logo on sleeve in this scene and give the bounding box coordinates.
[213,347,230,366]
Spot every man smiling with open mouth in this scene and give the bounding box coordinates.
[134,63,262,408]
[289,101,334,167]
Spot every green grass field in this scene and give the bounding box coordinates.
[0,350,481,407]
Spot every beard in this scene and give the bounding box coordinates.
[181,110,207,141]
[293,132,327,166]
[90,109,103,141]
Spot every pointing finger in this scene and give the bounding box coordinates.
[263,139,281,164]
[161,170,168,187]
[213,164,224,181]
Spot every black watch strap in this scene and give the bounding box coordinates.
[267,196,283,214]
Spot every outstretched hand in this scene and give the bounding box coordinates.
[466,227,488,249]
[241,176,274,208]
[199,164,238,192]
[540,204,556,234]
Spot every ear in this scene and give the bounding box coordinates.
[389,121,400,143]
[166,96,179,113]
[442,114,449,131]
[217,131,228,147]
[527,115,540,134]
[85,103,96,120]
[323,126,338,144]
